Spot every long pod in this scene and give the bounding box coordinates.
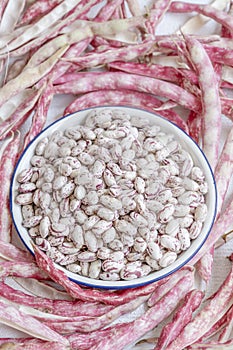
[192,193,233,265]
[0,0,8,20]
[188,339,233,349]
[13,277,74,301]
[0,299,69,345]
[214,126,233,217]
[108,61,189,85]
[187,110,201,144]
[0,131,20,242]
[0,86,43,140]
[178,0,230,35]
[20,0,63,25]
[94,0,124,22]
[89,0,125,48]
[23,83,54,148]
[184,35,222,171]
[126,0,142,16]
[7,3,142,58]
[0,241,34,263]
[217,304,233,342]
[165,264,233,350]
[94,273,194,350]
[146,0,172,34]
[0,261,49,280]
[0,46,67,109]
[195,245,215,283]
[0,0,82,54]
[5,57,29,83]
[42,295,149,334]
[148,267,194,307]
[24,25,93,69]
[63,39,155,69]
[0,280,113,317]
[154,289,204,350]
[38,38,91,86]
[54,71,201,112]
[0,0,25,34]
[0,339,70,350]
[4,1,95,59]
[63,89,189,132]
[169,1,233,35]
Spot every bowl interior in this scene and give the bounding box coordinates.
[10,106,217,289]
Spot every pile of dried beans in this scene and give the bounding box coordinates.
[0,0,233,349]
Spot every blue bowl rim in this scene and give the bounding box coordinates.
[10,105,218,290]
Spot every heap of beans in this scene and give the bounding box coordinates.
[16,108,208,281]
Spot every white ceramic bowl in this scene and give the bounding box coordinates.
[10,106,217,289]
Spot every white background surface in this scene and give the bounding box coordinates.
[1,0,233,347]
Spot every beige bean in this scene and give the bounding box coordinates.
[15,192,33,205]
[160,235,181,253]
[159,251,177,268]
[194,203,208,222]
[39,216,50,238]
[22,215,42,228]
[89,260,102,279]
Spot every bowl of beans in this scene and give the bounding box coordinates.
[10,106,217,289]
